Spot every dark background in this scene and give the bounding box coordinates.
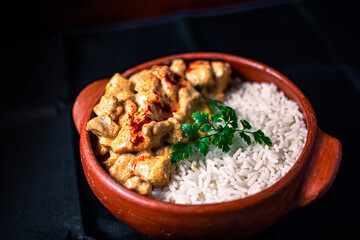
[1,0,360,239]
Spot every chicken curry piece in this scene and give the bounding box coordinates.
[86,59,232,195]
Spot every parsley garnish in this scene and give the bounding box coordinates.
[170,93,272,163]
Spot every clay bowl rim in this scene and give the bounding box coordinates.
[80,52,317,213]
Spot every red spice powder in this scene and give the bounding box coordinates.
[130,154,148,172]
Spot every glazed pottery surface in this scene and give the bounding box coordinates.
[73,53,342,240]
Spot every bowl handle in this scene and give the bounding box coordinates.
[295,129,342,208]
[72,79,109,134]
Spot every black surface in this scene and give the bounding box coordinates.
[1,0,360,239]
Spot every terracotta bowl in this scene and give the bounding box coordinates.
[72,52,342,240]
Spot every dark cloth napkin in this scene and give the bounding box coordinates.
[1,0,359,239]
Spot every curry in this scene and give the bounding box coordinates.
[86,59,232,195]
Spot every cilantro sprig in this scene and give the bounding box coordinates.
[170,94,272,163]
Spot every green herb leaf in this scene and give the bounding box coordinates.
[240,120,252,130]
[170,141,188,150]
[182,123,192,134]
[182,123,198,138]
[192,112,210,126]
[217,134,231,152]
[252,129,272,146]
[217,125,235,152]
[196,138,211,156]
[211,134,221,145]
[211,113,222,125]
[200,124,211,133]
[170,142,193,163]
[169,87,272,163]
[239,132,251,145]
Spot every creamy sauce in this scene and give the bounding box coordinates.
[86,59,232,195]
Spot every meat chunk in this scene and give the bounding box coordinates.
[134,155,171,187]
[91,135,110,156]
[105,73,134,96]
[135,90,170,121]
[124,176,152,195]
[118,99,137,128]
[102,150,120,170]
[185,60,215,89]
[110,99,139,153]
[150,65,179,109]
[108,153,136,183]
[129,68,162,93]
[153,145,172,158]
[174,81,212,123]
[86,115,120,139]
[111,118,173,154]
[150,120,174,136]
[108,151,171,188]
[210,61,232,101]
[163,117,185,144]
[111,71,178,154]
[110,90,174,153]
[116,90,136,103]
[170,59,186,78]
[93,95,123,121]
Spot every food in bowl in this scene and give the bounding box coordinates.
[152,81,307,204]
[86,58,307,203]
[86,59,235,195]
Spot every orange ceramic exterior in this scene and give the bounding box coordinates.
[73,53,342,240]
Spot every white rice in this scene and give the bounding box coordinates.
[151,81,307,204]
